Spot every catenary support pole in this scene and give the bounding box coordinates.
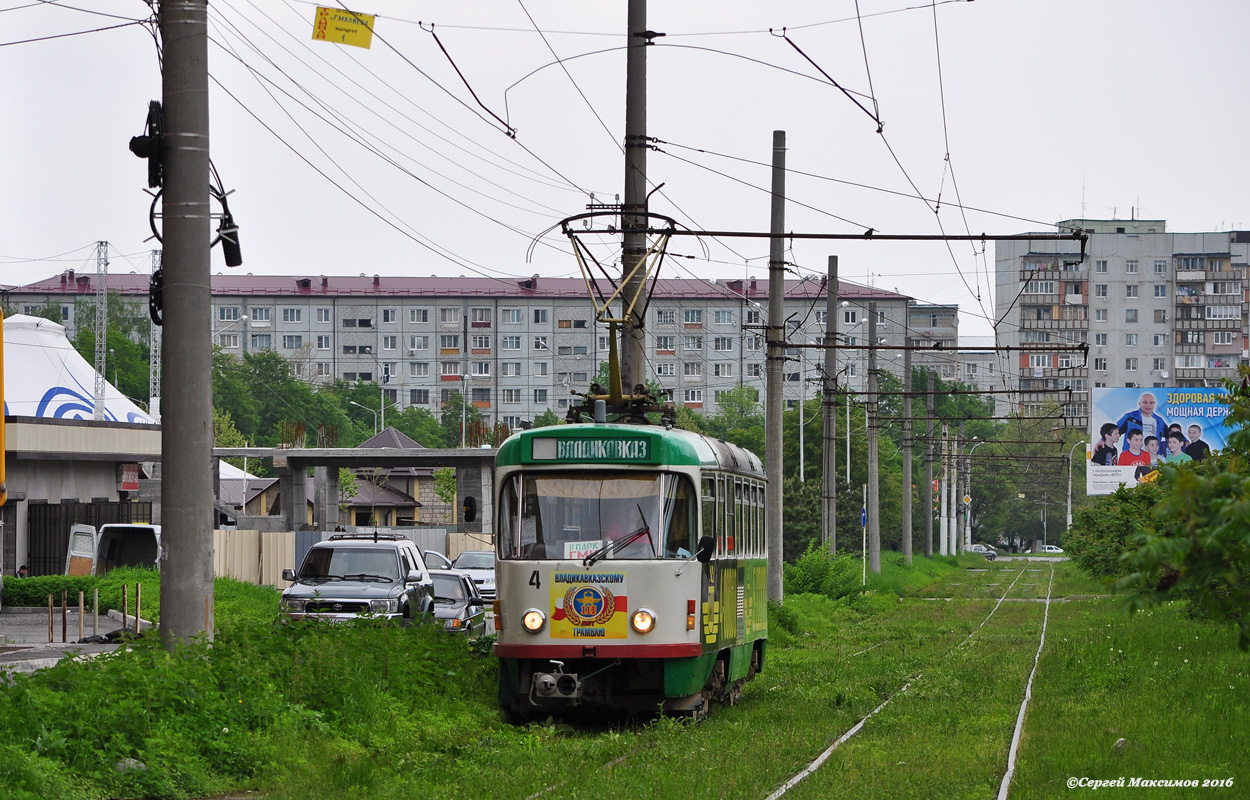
[901,335,913,563]
[956,420,965,553]
[822,256,838,554]
[867,302,880,574]
[924,371,935,558]
[619,0,648,393]
[765,130,787,602]
[160,0,215,643]
[939,424,949,555]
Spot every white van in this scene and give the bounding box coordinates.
[65,523,162,576]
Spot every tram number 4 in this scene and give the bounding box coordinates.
[529,570,541,590]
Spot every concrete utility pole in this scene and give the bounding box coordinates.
[619,0,648,394]
[866,302,880,574]
[900,339,913,563]
[821,256,838,554]
[159,0,215,643]
[924,371,934,558]
[148,250,162,421]
[939,424,949,555]
[956,420,965,553]
[950,427,960,552]
[765,130,786,602]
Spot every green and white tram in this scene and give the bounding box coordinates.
[493,419,767,718]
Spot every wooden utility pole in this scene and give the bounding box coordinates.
[159,0,215,642]
[765,130,786,601]
[822,256,838,554]
[866,302,880,574]
[619,0,648,394]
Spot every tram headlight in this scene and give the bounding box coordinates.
[521,607,546,633]
[631,608,656,634]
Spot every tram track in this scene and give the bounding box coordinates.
[765,563,1048,799]
[522,562,1058,800]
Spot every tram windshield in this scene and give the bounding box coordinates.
[498,472,697,561]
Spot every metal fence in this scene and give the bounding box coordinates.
[26,502,153,577]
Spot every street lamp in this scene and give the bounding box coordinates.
[349,400,377,435]
[460,374,470,448]
[1066,439,1083,529]
[108,347,117,387]
[966,439,987,548]
[361,346,388,431]
[215,313,249,349]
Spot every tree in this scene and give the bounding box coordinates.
[532,408,561,428]
[213,407,248,470]
[1114,374,1250,649]
[338,468,359,514]
[70,293,152,407]
[433,467,458,525]
[439,390,482,447]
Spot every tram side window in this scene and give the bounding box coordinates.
[701,477,716,555]
[745,482,755,557]
[716,475,727,556]
[755,480,765,555]
[498,477,521,557]
[753,483,762,556]
[662,474,697,558]
[735,480,745,555]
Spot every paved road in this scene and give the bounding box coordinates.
[0,606,144,674]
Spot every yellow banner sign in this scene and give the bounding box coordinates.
[549,573,628,640]
[312,6,375,50]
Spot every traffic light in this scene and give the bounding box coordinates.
[128,100,164,188]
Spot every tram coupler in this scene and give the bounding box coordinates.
[531,660,582,704]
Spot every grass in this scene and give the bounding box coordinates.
[2,557,1246,799]
[1012,597,1250,799]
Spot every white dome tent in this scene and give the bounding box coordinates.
[2,314,154,424]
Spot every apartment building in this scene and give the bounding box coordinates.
[995,219,1250,428]
[6,271,949,424]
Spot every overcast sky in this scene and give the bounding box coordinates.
[3,0,1247,337]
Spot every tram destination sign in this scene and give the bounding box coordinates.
[531,436,652,462]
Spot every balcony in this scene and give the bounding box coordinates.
[1176,270,1206,282]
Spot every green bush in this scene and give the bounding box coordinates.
[0,614,498,798]
[783,541,862,602]
[1066,481,1173,579]
[1,575,98,608]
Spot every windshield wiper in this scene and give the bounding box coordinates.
[301,574,343,582]
[339,573,394,583]
[583,504,655,568]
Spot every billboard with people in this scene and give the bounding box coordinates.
[1086,387,1229,495]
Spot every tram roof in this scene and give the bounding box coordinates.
[495,423,764,479]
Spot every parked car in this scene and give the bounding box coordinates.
[424,550,453,570]
[431,570,487,635]
[280,534,435,622]
[967,543,997,561]
[1040,544,1064,554]
[451,549,496,600]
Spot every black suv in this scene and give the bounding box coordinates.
[280,534,435,622]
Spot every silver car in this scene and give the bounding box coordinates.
[450,550,496,600]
